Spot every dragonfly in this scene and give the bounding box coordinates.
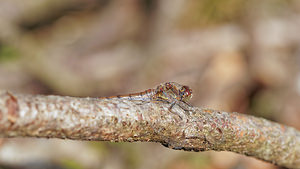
[101,82,193,114]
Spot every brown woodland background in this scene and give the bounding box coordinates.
[0,0,300,169]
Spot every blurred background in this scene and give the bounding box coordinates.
[0,0,299,168]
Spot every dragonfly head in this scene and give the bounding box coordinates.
[179,85,193,103]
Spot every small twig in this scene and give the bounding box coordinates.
[0,91,299,168]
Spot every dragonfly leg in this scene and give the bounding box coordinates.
[169,102,176,110]
[175,101,194,116]
[169,100,194,119]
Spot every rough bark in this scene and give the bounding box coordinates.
[0,91,299,168]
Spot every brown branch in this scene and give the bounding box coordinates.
[0,91,299,168]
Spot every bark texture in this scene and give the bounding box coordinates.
[0,91,299,168]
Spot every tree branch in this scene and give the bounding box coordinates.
[0,91,299,168]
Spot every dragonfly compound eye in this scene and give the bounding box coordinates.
[179,86,192,102]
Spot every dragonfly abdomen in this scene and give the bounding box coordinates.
[101,89,155,101]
